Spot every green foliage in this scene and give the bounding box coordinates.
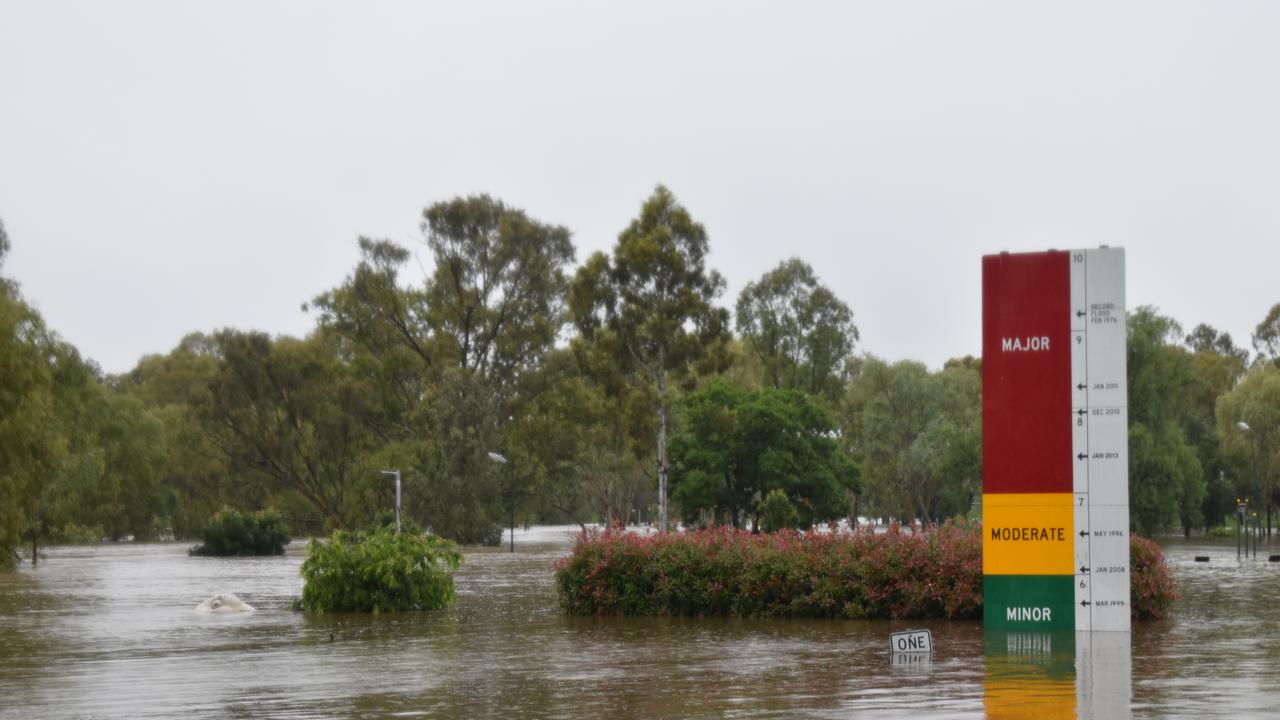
[193,330,380,530]
[506,357,652,529]
[1216,365,1280,522]
[569,186,731,381]
[843,358,981,522]
[119,334,235,539]
[307,197,577,543]
[555,524,1177,621]
[297,528,463,613]
[1253,303,1280,368]
[736,258,858,403]
[570,185,732,528]
[759,489,800,533]
[421,195,576,398]
[670,380,856,528]
[555,522,984,619]
[1130,534,1178,620]
[0,283,59,567]
[1127,307,1207,535]
[190,508,291,556]
[414,367,506,545]
[1185,323,1250,366]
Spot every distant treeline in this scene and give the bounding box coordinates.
[2,193,1279,566]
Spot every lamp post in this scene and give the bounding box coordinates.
[1228,417,1259,545]
[488,452,515,553]
[381,469,401,534]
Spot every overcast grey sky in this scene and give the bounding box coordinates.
[2,1,1277,374]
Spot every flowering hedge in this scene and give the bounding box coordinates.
[554,522,1177,621]
[1129,533,1178,620]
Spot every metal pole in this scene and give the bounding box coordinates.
[486,452,513,552]
[381,470,402,533]
[1255,441,1265,542]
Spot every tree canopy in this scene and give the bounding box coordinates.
[3,200,1279,565]
[569,185,730,529]
[670,380,857,529]
[735,257,858,403]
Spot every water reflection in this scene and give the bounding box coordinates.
[0,532,1277,718]
[984,632,1078,719]
[982,630,1134,720]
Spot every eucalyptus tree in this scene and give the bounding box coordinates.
[842,357,981,523]
[421,195,576,399]
[1253,303,1280,368]
[308,197,577,541]
[310,195,576,406]
[735,258,858,403]
[1185,322,1250,367]
[193,330,380,531]
[569,185,731,529]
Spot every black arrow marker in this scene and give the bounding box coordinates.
[1076,310,1086,317]
[1080,566,1090,574]
[1079,530,1088,537]
[1076,453,1088,460]
[1080,600,1091,607]
[1075,409,1087,416]
[1076,383,1086,391]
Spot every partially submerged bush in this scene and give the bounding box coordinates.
[555,522,1178,621]
[1130,533,1178,621]
[190,508,290,556]
[555,521,984,619]
[297,528,462,613]
[759,490,800,533]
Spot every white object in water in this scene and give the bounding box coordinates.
[195,593,255,614]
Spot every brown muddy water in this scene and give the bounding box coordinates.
[1,528,1278,719]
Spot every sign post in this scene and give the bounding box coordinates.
[982,248,1130,633]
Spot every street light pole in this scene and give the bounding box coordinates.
[381,470,401,533]
[488,452,514,553]
[1239,422,1262,552]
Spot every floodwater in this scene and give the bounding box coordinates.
[1,529,1278,719]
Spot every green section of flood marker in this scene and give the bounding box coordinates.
[984,575,1075,631]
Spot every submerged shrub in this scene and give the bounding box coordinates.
[555,521,984,620]
[1130,533,1178,621]
[190,508,290,556]
[759,490,800,533]
[555,522,1177,621]
[297,528,463,613]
